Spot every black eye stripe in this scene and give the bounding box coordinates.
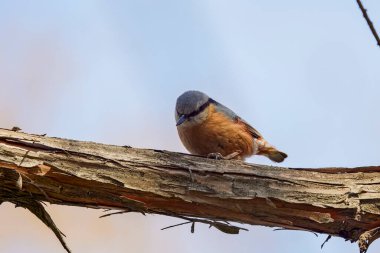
[186,98,214,118]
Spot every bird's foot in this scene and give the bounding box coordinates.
[207,151,240,160]
[207,152,224,160]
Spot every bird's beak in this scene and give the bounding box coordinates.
[176,115,186,126]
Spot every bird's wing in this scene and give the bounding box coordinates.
[211,99,262,139]
[235,117,262,139]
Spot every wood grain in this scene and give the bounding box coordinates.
[0,128,379,252]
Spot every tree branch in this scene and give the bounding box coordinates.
[356,0,380,47]
[1,128,380,252]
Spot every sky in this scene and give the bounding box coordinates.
[0,0,380,252]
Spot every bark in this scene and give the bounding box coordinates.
[0,128,379,253]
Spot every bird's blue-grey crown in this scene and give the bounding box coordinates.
[176,90,209,115]
[175,90,210,126]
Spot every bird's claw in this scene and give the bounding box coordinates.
[207,152,224,160]
[207,151,240,160]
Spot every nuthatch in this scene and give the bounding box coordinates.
[175,90,287,162]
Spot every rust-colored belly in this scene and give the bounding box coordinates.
[177,110,255,159]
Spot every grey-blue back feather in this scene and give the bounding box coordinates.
[211,99,238,120]
[211,99,262,139]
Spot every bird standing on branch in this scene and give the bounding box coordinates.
[175,90,287,162]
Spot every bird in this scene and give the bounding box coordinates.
[175,90,287,162]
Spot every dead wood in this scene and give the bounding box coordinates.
[0,128,379,252]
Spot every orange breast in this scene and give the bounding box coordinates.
[177,104,256,159]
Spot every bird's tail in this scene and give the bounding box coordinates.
[264,148,287,163]
[257,139,287,163]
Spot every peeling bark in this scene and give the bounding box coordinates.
[0,128,380,252]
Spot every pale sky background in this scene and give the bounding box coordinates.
[0,1,380,253]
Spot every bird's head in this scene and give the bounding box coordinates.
[175,90,211,127]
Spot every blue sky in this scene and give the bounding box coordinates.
[0,1,380,252]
